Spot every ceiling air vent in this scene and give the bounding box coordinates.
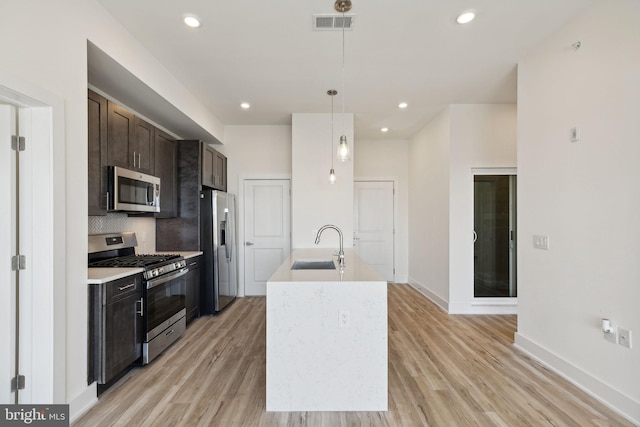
[313,14,355,31]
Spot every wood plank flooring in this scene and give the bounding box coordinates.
[74,284,634,426]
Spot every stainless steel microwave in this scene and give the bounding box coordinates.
[107,166,160,213]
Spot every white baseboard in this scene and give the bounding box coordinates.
[69,383,97,423]
[394,274,408,284]
[514,333,639,425]
[406,279,517,315]
[407,278,448,312]
[449,301,518,315]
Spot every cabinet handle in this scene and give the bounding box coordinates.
[136,297,144,316]
[165,329,175,337]
[138,153,141,168]
[118,283,136,291]
[189,262,197,266]
[104,192,109,209]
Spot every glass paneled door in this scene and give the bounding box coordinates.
[473,175,517,298]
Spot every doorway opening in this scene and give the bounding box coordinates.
[0,82,59,404]
[353,180,395,282]
[473,173,517,298]
[241,178,291,296]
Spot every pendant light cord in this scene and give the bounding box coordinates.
[331,94,335,169]
[341,9,346,135]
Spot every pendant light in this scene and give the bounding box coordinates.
[335,0,351,162]
[328,89,337,184]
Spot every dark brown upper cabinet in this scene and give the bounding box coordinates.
[133,116,155,175]
[88,89,108,216]
[107,101,155,175]
[90,91,177,217]
[202,143,227,191]
[154,130,177,218]
[107,101,135,170]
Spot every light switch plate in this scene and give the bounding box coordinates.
[619,328,632,349]
[533,235,549,250]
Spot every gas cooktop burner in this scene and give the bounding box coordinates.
[88,254,181,269]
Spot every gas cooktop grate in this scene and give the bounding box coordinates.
[88,254,181,268]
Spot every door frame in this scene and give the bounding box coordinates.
[471,167,517,309]
[0,72,65,404]
[354,177,398,282]
[238,174,292,297]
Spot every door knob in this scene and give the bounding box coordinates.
[245,241,255,246]
[473,230,478,243]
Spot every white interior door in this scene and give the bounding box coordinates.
[353,181,394,281]
[0,104,17,404]
[244,179,291,296]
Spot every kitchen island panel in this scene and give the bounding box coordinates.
[266,249,387,412]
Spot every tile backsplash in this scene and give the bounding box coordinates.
[88,213,156,253]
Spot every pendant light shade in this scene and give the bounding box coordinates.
[329,168,336,183]
[337,135,350,162]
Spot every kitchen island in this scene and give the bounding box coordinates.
[266,248,388,411]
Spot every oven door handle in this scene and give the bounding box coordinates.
[146,267,189,289]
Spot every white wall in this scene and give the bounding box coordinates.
[408,109,451,308]
[354,139,409,282]
[449,105,517,312]
[515,0,639,422]
[220,125,292,195]
[220,125,292,296]
[0,0,222,417]
[291,114,354,249]
[407,105,517,311]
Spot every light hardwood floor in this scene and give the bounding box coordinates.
[74,284,633,426]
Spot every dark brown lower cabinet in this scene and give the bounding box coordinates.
[185,256,202,323]
[89,274,143,385]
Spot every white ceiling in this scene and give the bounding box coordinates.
[95,0,593,140]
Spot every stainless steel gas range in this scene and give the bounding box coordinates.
[88,232,188,364]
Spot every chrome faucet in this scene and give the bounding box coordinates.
[314,224,345,267]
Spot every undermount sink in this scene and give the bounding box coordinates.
[291,259,336,270]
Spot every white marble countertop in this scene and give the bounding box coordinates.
[87,267,144,284]
[268,248,384,283]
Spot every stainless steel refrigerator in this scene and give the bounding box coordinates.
[200,190,237,314]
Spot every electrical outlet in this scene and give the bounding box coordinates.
[533,235,549,250]
[339,310,350,328]
[604,328,617,344]
[618,328,632,349]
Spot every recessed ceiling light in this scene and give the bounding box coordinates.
[183,15,201,28]
[456,11,476,24]
[381,127,389,133]
[398,102,408,109]
[240,102,251,109]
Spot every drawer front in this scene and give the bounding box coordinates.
[106,274,142,304]
[186,255,202,270]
